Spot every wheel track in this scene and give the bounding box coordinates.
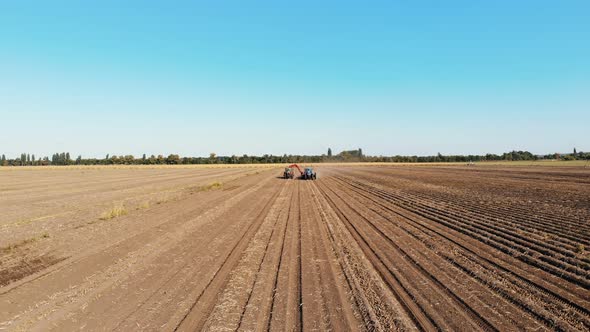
[337,176,590,288]
[315,180,441,331]
[318,180,499,332]
[198,179,294,331]
[383,178,590,252]
[267,180,303,331]
[259,182,295,331]
[309,181,413,331]
[352,168,590,235]
[329,177,587,330]
[300,180,357,330]
[402,186,590,254]
[234,181,295,331]
[0,174,271,298]
[328,175,590,330]
[109,180,288,331]
[417,190,590,246]
[393,187,590,272]
[24,175,282,330]
[172,179,285,331]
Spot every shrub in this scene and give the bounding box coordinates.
[100,205,128,220]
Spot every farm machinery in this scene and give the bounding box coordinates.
[283,164,316,180]
[283,167,295,179]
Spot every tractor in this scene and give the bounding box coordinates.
[302,167,317,180]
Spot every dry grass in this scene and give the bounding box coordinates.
[100,205,128,220]
[199,181,223,192]
[1,233,49,253]
[186,181,224,195]
[137,201,151,210]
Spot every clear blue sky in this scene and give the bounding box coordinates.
[1,1,588,158]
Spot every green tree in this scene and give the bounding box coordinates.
[328,148,332,157]
[122,155,134,164]
[563,154,576,161]
[166,154,180,164]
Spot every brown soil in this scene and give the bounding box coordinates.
[1,165,589,331]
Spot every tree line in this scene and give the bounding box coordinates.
[1,148,588,167]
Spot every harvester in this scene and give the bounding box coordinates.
[283,164,316,180]
[283,167,295,179]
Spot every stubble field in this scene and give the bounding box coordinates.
[1,164,589,331]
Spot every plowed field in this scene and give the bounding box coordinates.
[1,165,589,331]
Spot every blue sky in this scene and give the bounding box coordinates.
[1,1,588,158]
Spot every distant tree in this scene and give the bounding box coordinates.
[32,154,36,164]
[229,155,239,164]
[358,148,363,157]
[562,154,576,161]
[328,148,332,157]
[26,154,31,165]
[148,155,156,164]
[122,155,135,164]
[166,154,180,164]
[76,155,82,164]
[574,147,577,155]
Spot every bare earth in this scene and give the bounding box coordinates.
[1,165,589,331]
